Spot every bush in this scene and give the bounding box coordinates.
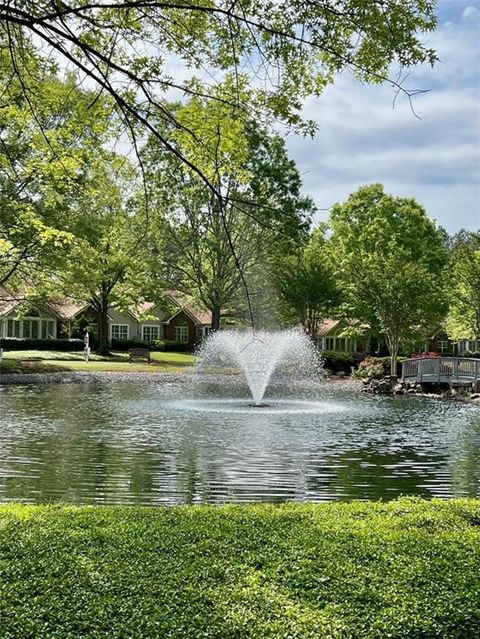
[0,338,84,352]
[321,350,362,374]
[153,339,190,352]
[110,338,154,352]
[463,351,480,359]
[353,355,405,379]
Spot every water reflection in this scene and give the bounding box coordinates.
[0,382,479,504]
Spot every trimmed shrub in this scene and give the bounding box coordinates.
[321,350,362,374]
[110,339,153,351]
[153,339,190,352]
[353,355,405,379]
[0,338,84,352]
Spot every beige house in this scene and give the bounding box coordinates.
[0,288,212,349]
[316,319,369,353]
[0,288,59,340]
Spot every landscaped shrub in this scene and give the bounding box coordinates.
[353,355,405,378]
[153,339,190,352]
[463,351,480,359]
[321,350,362,374]
[0,338,84,352]
[110,338,154,351]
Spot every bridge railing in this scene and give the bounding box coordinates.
[401,357,480,383]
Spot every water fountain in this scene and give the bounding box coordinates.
[195,329,321,406]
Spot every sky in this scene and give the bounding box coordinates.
[284,0,480,234]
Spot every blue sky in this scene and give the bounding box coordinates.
[285,0,480,234]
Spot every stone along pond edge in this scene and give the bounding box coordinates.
[0,497,479,639]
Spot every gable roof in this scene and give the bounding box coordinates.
[131,292,212,326]
[0,287,65,319]
[0,287,21,316]
[164,291,211,325]
[316,318,370,337]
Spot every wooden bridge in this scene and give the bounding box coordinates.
[401,356,480,385]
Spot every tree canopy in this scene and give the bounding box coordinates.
[0,1,438,192]
[446,231,480,342]
[329,183,448,374]
[0,45,113,290]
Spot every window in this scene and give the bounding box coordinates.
[174,324,189,343]
[23,319,31,338]
[111,324,129,340]
[324,337,335,350]
[142,325,160,342]
[7,319,21,338]
[438,340,450,354]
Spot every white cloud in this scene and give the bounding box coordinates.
[285,2,480,233]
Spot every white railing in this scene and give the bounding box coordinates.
[401,357,480,383]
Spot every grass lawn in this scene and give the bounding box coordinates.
[0,498,479,638]
[0,350,196,374]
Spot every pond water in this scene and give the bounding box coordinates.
[0,379,479,504]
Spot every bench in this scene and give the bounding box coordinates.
[129,348,151,363]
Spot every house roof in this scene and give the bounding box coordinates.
[316,319,342,337]
[0,287,21,316]
[316,318,369,337]
[0,287,65,319]
[132,292,212,326]
[165,291,211,325]
[49,301,89,320]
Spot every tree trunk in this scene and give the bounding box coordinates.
[211,305,221,331]
[97,290,111,355]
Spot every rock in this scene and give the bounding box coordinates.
[393,383,404,395]
[470,393,480,400]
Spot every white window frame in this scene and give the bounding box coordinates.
[111,324,129,341]
[174,324,189,343]
[142,325,160,342]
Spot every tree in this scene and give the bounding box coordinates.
[0,43,113,290]
[272,228,340,337]
[446,232,480,343]
[329,184,448,375]
[0,2,438,191]
[142,100,313,329]
[60,155,144,354]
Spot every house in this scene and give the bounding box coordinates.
[0,288,212,349]
[0,288,60,340]
[62,292,212,349]
[315,319,370,353]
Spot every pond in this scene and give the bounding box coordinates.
[0,379,479,505]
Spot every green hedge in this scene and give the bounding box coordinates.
[321,350,363,374]
[0,337,84,351]
[0,498,479,638]
[153,339,190,352]
[110,338,154,351]
[110,339,191,352]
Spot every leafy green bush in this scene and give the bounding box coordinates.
[110,338,153,351]
[153,339,190,352]
[321,350,361,374]
[464,351,480,359]
[352,356,405,378]
[0,498,479,639]
[0,337,84,351]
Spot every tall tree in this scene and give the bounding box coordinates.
[272,228,340,337]
[60,155,144,354]
[142,100,313,329]
[0,2,438,191]
[446,231,480,343]
[0,43,113,290]
[329,184,448,375]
